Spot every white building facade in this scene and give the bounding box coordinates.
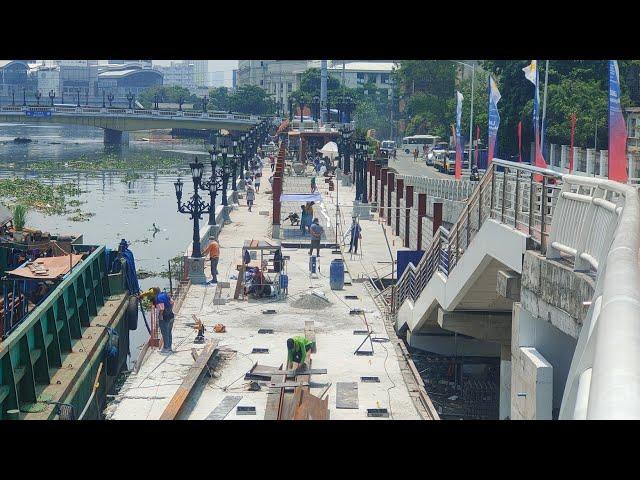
[237,60,320,115]
[156,61,196,93]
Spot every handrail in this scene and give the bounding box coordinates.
[559,181,640,419]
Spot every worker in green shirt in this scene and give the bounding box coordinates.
[287,336,315,370]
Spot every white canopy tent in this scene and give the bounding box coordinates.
[318,141,339,161]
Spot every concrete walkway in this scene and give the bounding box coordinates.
[107,164,421,420]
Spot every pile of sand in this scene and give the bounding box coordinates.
[289,291,331,310]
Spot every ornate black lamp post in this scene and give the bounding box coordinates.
[311,95,320,122]
[202,95,208,113]
[288,97,293,121]
[76,88,81,108]
[126,92,134,109]
[174,157,211,259]
[200,149,223,226]
[23,88,26,107]
[48,90,55,107]
[35,90,42,106]
[218,137,231,209]
[10,88,15,106]
[102,90,106,108]
[298,98,305,125]
[339,124,353,174]
[107,92,114,107]
[238,133,247,187]
[61,91,65,104]
[343,96,354,123]
[178,96,184,111]
[85,89,89,106]
[360,141,368,204]
[231,138,239,193]
[153,93,159,110]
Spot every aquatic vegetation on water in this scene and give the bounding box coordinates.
[0,178,86,215]
[10,151,191,173]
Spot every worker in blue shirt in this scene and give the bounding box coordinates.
[347,217,362,254]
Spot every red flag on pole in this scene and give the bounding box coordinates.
[517,121,522,163]
[569,113,577,173]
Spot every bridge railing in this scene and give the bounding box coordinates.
[559,179,640,419]
[0,105,264,123]
[546,176,623,273]
[392,159,563,314]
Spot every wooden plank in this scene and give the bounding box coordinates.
[264,373,285,420]
[234,264,247,299]
[159,340,219,420]
[304,320,317,353]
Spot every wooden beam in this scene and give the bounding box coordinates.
[159,340,219,420]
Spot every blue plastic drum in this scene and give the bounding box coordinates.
[330,259,345,290]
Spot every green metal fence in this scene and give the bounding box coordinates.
[0,245,110,419]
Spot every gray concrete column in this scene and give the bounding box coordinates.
[104,128,129,146]
[500,344,512,420]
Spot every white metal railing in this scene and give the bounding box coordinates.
[0,105,261,124]
[559,179,640,419]
[547,176,623,273]
[397,174,474,202]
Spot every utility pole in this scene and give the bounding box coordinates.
[320,60,328,124]
[468,64,475,174]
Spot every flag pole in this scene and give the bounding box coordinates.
[541,60,549,153]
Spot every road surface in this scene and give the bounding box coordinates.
[386,151,452,179]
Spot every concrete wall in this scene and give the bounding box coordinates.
[511,302,577,418]
[407,326,501,357]
[511,345,553,420]
[520,251,594,339]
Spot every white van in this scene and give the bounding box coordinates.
[401,135,439,155]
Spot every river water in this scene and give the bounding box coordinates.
[0,123,211,366]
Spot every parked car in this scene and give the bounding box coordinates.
[380,140,396,158]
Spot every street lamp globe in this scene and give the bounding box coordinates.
[189,157,205,186]
[174,178,184,202]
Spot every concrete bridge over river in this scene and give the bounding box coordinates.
[0,105,268,145]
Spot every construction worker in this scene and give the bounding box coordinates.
[139,287,175,354]
[203,238,220,284]
[287,336,315,370]
[347,217,362,254]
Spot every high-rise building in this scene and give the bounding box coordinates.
[232,69,238,89]
[156,61,196,93]
[237,60,320,114]
[188,60,208,87]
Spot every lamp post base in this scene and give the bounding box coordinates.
[342,174,352,187]
[185,257,207,284]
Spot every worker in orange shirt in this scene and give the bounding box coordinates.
[203,238,220,284]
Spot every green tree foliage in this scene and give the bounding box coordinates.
[139,85,199,107]
[208,87,230,111]
[394,61,456,138]
[227,85,275,115]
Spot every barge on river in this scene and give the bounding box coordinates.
[0,219,131,420]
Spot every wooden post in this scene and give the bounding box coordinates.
[396,178,404,236]
[387,172,395,226]
[416,193,427,251]
[380,168,388,218]
[405,185,414,247]
[433,201,443,236]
